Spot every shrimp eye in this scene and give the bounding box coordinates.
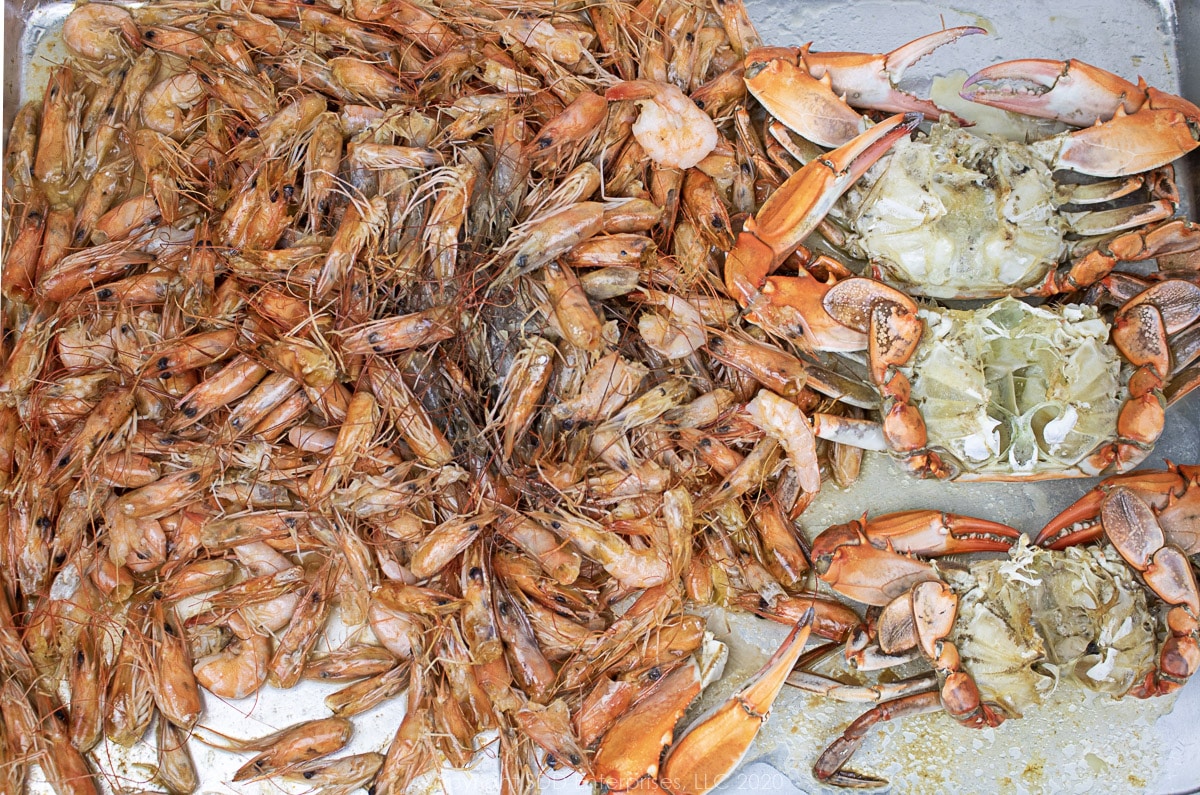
[468,567,482,580]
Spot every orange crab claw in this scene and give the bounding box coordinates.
[745,28,980,148]
[658,612,814,795]
[1047,94,1200,176]
[810,518,939,606]
[961,58,1147,126]
[592,660,703,792]
[803,26,986,118]
[963,59,1200,176]
[854,509,1020,555]
[1102,487,1200,697]
[1035,466,1192,548]
[744,48,864,150]
[726,113,921,295]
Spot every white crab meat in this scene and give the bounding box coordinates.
[838,122,1067,299]
[902,298,1124,476]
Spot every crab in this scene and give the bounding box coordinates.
[723,38,1200,479]
[788,464,1200,787]
[741,36,1200,300]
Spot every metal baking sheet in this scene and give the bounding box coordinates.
[4,0,1200,793]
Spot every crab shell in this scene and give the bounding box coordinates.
[833,122,1177,300]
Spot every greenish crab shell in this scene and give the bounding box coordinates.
[944,538,1158,716]
[901,298,1127,477]
[837,122,1068,299]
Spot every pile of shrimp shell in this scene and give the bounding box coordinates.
[0,0,867,792]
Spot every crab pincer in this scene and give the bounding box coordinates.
[659,612,814,795]
[724,112,921,339]
[962,58,1200,176]
[745,26,983,148]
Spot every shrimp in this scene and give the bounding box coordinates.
[324,662,410,718]
[140,73,204,137]
[365,359,454,465]
[4,102,39,206]
[497,336,556,460]
[106,622,155,746]
[530,509,670,589]
[314,195,387,297]
[329,56,407,104]
[409,511,498,580]
[423,162,479,284]
[306,390,379,504]
[3,193,47,298]
[268,560,338,689]
[203,717,354,782]
[638,289,707,359]
[281,752,384,795]
[301,111,343,227]
[544,260,605,351]
[744,389,821,494]
[147,600,203,730]
[604,80,719,169]
[192,632,271,699]
[73,157,130,246]
[34,67,81,189]
[156,716,199,795]
[337,304,456,355]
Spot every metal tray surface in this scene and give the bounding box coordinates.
[4,0,1200,793]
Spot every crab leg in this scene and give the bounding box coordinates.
[821,277,955,478]
[1068,218,1200,289]
[814,691,943,788]
[1100,488,1200,696]
[811,580,1004,788]
[1107,281,1200,470]
[658,611,813,795]
[735,592,866,643]
[724,113,920,347]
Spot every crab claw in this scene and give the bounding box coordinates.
[964,59,1200,176]
[659,612,814,795]
[961,58,1146,126]
[1036,90,1200,177]
[804,26,986,119]
[1104,487,1200,698]
[810,517,939,606]
[853,509,1020,555]
[744,47,865,149]
[1035,467,1189,548]
[725,113,920,318]
[746,28,979,148]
